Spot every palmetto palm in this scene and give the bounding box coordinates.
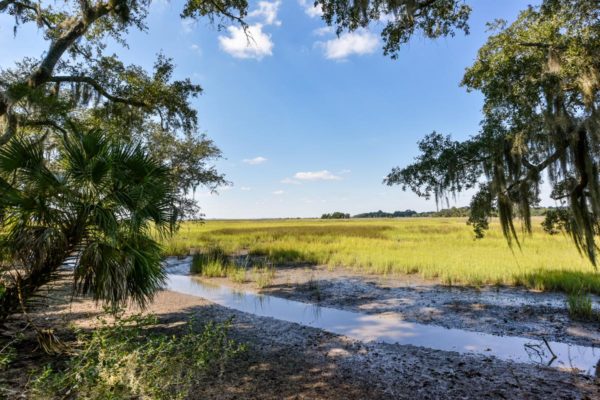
[0,127,178,320]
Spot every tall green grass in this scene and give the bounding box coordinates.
[163,218,600,294]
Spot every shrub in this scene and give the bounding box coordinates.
[30,312,245,400]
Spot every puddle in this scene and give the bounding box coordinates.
[164,260,599,376]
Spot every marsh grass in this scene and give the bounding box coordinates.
[164,218,600,294]
[567,292,597,321]
[191,250,268,286]
[229,268,248,284]
[305,275,322,301]
[253,264,275,289]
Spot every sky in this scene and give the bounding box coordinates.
[0,0,548,219]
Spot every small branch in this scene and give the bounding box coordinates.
[0,1,113,121]
[206,0,247,28]
[521,140,569,175]
[542,337,557,361]
[0,111,18,146]
[49,75,149,108]
[20,118,68,136]
[517,41,566,50]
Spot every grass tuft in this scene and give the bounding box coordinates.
[253,264,275,289]
[567,292,597,321]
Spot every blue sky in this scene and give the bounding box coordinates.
[0,1,545,218]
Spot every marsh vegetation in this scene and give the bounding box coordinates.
[165,218,599,295]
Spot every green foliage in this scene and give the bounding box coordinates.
[0,1,232,219]
[542,208,574,235]
[353,209,418,218]
[0,343,16,371]
[30,312,245,400]
[419,207,471,218]
[386,0,600,264]
[0,127,177,318]
[321,212,351,219]
[317,0,471,59]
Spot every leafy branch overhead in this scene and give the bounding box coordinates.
[0,1,243,203]
[316,0,471,58]
[386,0,600,264]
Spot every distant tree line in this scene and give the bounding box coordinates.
[353,210,418,218]
[344,206,562,219]
[417,207,470,218]
[321,212,351,219]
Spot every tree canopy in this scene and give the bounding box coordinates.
[0,0,238,218]
[385,0,600,264]
[0,0,247,319]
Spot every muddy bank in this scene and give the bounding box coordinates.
[3,263,599,399]
[196,260,600,348]
[22,289,600,399]
[156,290,599,399]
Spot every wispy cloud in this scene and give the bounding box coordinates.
[294,170,342,181]
[313,26,334,36]
[298,0,323,18]
[219,24,274,60]
[281,177,301,185]
[180,18,195,34]
[249,1,281,26]
[272,190,285,195]
[190,43,201,55]
[318,29,378,60]
[243,156,268,165]
[240,186,252,191]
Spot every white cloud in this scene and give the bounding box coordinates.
[242,156,268,165]
[240,186,252,191]
[319,29,378,60]
[181,18,195,34]
[273,190,285,195]
[339,169,352,174]
[294,170,342,181]
[313,26,334,36]
[281,177,301,185]
[249,1,281,26]
[190,44,201,55]
[219,24,274,60]
[299,0,323,18]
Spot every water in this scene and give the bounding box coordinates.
[164,260,599,376]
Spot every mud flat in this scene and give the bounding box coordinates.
[157,289,599,399]
[178,255,600,348]
[4,259,598,399]
[160,258,600,398]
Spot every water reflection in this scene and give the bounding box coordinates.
[165,271,599,376]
